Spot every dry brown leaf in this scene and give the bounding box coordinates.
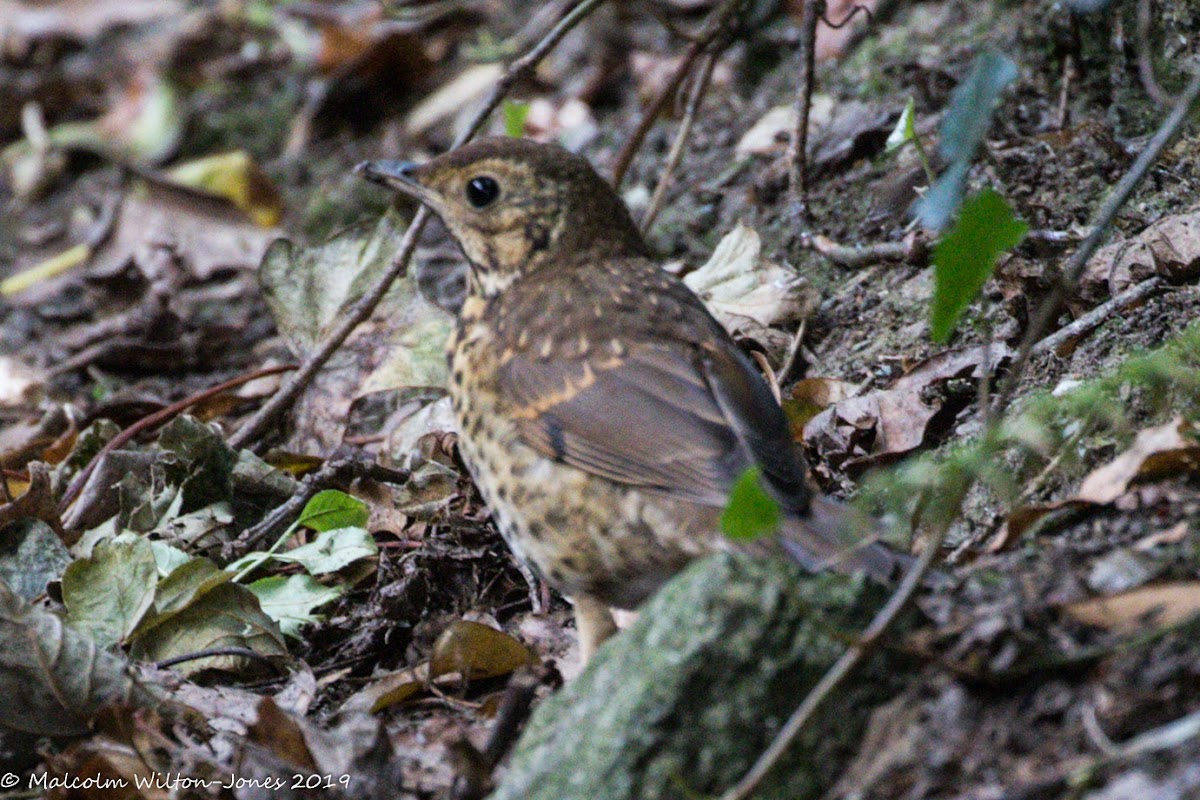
[1064,582,1200,631]
[804,345,1011,475]
[1077,418,1200,504]
[684,222,817,360]
[1081,208,1200,306]
[0,0,182,42]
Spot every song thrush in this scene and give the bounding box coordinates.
[358,138,903,661]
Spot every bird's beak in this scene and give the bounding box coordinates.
[354,160,434,203]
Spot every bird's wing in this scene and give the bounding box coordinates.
[497,334,810,512]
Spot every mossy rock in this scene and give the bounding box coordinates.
[491,553,910,800]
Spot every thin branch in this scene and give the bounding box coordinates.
[610,0,744,188]
[640,50,718,232]
[229,0,612,451]
[1030,276,1165,358]
[994,68,1200,414]
[721,518,950,800]
[57,363,297,514]
[785,0,825,222]
[801,231,929,268]
[154,646,285,672]
[1135,0,1173,106]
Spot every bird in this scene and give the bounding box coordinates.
[357,137,905,662]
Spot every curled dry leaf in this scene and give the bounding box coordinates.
[0,578,158,736]
[164,150,284,228]
[804,344,1012,476]
[1001,418,1200,545]
[683,222,817,361]
[1064,582,1200,632]
[0,461,65,541]
[1080,207,1200,307]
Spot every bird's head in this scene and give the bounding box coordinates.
[357,137,650,297]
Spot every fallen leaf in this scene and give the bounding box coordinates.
[804,344,1012,475]
[62,533,159,649]
[0,519,71,601]
[1078,418,1200,504]
[0,579,159,736]
[1065,582,1200,631]
[1081,208,1200,306]
[90,177,278,282]
[684,222,817,360]
[129,582,287,676]
[164,150,284,227]
[405,63,503,138]
[428,619,536,681]
[734,96,834,158]
[261,213,451,454]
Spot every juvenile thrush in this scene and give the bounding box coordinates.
[358,138,903,661]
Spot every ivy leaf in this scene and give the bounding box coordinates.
[247,574,343,638]
[931,188,1028,343]
[296,489,368,532]
[720,467,781,541]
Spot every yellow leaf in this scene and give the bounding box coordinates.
[166,150,284,227]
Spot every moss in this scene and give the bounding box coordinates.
[493,554,907,800]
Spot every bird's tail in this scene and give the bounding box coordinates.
[778,496,911,584]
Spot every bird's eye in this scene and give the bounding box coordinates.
[465,176,500,208]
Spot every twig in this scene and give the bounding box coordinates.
[57,363,297,514]
[1055,52,1075,131]
[640,51,718,232]
[785,0,825,222]
[154,646,285,673]
[450,667,551,800]
[777,318,807,386]
[1135,0,1173,106]
[1030,276,1166,358]
[229,0,612,451]
[610,0,744,188]
[994,68,1200,414]
[801,231,929,269]
[720,518,950,800]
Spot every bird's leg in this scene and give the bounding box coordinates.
[572,594,618,664]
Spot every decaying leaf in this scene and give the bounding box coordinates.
[261,212,452,454]
[0,461,64,540]
[405,63,503,138]
[343,619,535,714]
[804,345,1012,476]
[1077,418,1200,504]
[683,222,816,360]
[734,96,834,158]
[1002,418,1200,544]
[1065,582,1200,631]
[0,0,182,42]
[1080,208,1200,306]
[0,579,158,736]
[90,177,278,282]
[129,582,288,676]
[0,518,71,601]
[62,533,159,649]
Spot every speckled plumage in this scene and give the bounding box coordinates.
[358,138,902,660]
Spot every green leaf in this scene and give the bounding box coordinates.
[930,189,1028,342]
[885,96,917,152]
[227,526,377,576]
[503,100,531,138]
[128,582,287,675]
[297,489,369,532]
[247,574,343,638]
[62,534,158,649]
[918,52,1018,231]
[720,467,782,541]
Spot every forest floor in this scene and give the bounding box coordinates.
[2,0,1200,798]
